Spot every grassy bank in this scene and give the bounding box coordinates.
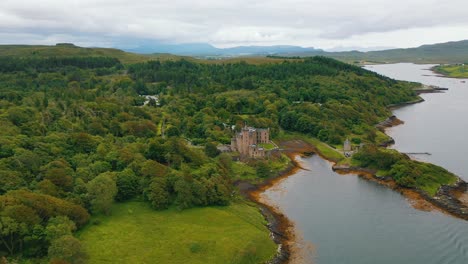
[78,201,276,264]
[275,133,344,162]
[433,64,468,78]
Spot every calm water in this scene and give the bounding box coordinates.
[263,64,468,264]
[366,63,468,181]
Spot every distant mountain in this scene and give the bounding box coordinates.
[285,40,468,64]
[126,42,219,56]
[2,39,467,65]
[124,39,468,63]
[220,45,320,56]
[125,42,320,56]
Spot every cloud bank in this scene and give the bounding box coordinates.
[1,0,468,50]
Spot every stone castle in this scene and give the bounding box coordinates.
[231,126,270,158]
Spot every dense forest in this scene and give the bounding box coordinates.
[127,57,416,144]
[0,55,419,262]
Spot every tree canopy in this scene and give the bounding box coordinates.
[0,54,420,260]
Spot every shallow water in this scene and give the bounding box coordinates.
[263,64,468,264]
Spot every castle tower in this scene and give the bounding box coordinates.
[344,138,352,152]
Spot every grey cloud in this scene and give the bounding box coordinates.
[0,0,467,49]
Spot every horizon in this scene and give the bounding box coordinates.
[2,0,468,52]
[0,39,464,54]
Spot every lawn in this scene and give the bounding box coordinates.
[232,162,257,180]
[299,136,344,162]
[276,132,345,162]
[78,201,277,264]
[258,143,276,150]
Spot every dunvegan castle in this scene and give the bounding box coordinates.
[231,126,270,158]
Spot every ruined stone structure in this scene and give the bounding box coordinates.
[231,126,270,158]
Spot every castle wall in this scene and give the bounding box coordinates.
[257,129,269,144]
[230,138,237,151]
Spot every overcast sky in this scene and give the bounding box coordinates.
[1,0,468,50]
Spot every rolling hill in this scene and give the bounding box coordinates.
[285,40,468,64]
[0,43,185,64]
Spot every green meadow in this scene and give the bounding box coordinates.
[78,201,277,264]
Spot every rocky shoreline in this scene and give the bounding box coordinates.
[235,139,320,264]
[240,133,468,264]
[413,84,449,94]
[373,107,468,220]
[426,180,468,220]
[387,98,425,109]
[332,164,468,220]
[235,156,302,264]
[387,85,449,109]
[346,102,468,221]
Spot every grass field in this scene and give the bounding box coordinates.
[433,64,468,78]
[78,201,277,264]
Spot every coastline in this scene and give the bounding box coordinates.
[333,105,468,220]
[244,133,467,264]
[236,145,316,264]
[241,94,468,264]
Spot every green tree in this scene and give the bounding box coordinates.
[218,153,233,175]
[204,142,220,158]
[45,216,76,241]
[174,177,195,209]
[0,170,25,194]
[115,169,140,201]
[48,235,87,264]
[42,159,74,191]
[140,160,169,178]
[86,173,117,215]
[146,177,170,210]
[256,161,271,178]
[0,216,29,255]
[36,179,60,197]
[166,126,180,137]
